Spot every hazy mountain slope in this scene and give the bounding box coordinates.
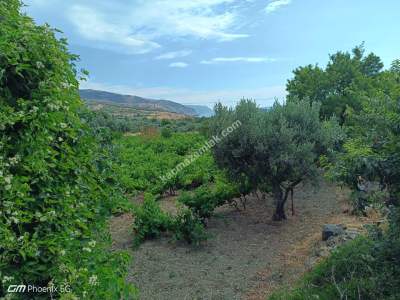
[186,105,214,117]
[80,89,197,116]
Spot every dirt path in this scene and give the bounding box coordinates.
[110,179,361,300]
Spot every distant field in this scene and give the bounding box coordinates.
[86,101,192,120]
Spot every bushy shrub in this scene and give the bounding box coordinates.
[132,197,208,246]
[172,209,208,246]
[0,2,136,298]
[132,194,173,246]
[214,178,241,205]
[132,193,211,246]
[178,187,217,219]
[160,127,172,138]
[178,180,239,220]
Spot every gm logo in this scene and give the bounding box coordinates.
[7,285,27,293]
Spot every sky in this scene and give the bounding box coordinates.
[24,0,400,107]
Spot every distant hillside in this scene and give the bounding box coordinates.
[186,105,214,117]
[80,89,210,117]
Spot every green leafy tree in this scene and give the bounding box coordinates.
[210,100,260,188]
[329,93,400,208]
[272,50,400,300]
[391,59,400,74]
[324,60,400,211]
[287,44,384,123]
[211,100,341,220]
[0,1,136,298]
[286,65,327,105]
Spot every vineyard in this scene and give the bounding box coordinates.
[113,132,244,246]
[2,1,400,300]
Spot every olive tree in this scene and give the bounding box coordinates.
[210,100,260,197]
[211,100,341,221]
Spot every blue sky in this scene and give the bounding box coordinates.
[24,0,400,107]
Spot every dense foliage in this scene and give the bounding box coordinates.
[171,209,208,246]
[0,2,136,298]
[132,194,172,246]
[328,91,400,209]
[120,132,240,246]
[132,197,209,246]
[177,177,240,219]
[287,44,385,123]
[116,132,216,196]
[272,46,400,299]
[3,1,399,297]
[210,100,342,220]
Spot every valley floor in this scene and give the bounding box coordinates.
[110,179,368,300]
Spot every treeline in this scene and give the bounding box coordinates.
[80,108,208,134]
[269,46,400,299]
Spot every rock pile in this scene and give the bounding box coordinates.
[322,224,345,241]
[317,224,362,258]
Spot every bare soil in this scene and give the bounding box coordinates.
[109,179,368,300]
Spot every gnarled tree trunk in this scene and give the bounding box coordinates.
[272,185,288,221]
[272,182,299,221]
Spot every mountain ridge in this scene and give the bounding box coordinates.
[79,89,213,117]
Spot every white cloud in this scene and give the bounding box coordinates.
[80,80,286,107]
[129,0,249,41]
[65,0,249,54]
[68,5,160,54]
[155,50,193,60]
[169,62,189,68]
[201,56,277,64]
[265,0,292,13]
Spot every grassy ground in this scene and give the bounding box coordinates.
[109,179,368,300]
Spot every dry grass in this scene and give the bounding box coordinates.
[109,180,379,300]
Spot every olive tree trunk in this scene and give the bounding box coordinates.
[272,185,288,221]
[272,181,300,221]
